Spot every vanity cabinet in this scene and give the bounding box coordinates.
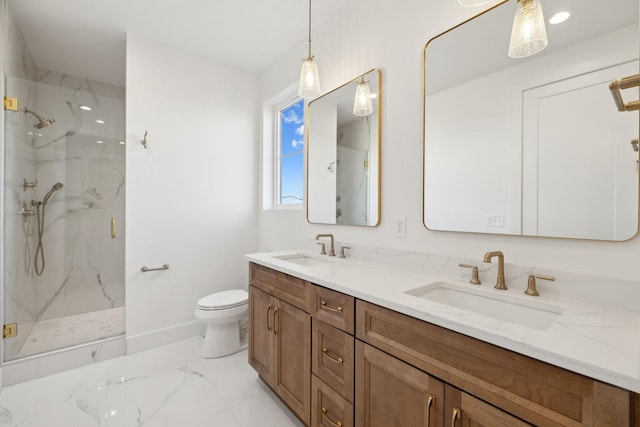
[356,300,632,426]
[249,263,312,425]
[248,263,635,426]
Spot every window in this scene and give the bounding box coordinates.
[276,98,305,206]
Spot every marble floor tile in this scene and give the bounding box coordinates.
[0,336,303,427]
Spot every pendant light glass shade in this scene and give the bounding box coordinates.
[353,80,373,116]
[298,57,321,99]
[298,0,321,99]
[457,0,493,7]
[508,0,548,58]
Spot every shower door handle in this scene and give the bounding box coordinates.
[111,218,116,238]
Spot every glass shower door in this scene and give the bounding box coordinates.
[3,74,125,361]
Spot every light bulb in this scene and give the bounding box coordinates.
[353,80,373,116]
[508,0,548,59]
[298,57,321,99]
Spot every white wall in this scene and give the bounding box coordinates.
[258,0,640,282]
[126,34,258,352]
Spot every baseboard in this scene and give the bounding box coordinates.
[126,321,203,355]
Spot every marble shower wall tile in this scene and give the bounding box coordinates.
[30,74,126,322]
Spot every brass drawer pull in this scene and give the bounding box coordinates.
[321,407,342,427]
[111,217,116,238]
[266,304,272,332]
[322,347,344,365]
[320,300,343,313]
[451,407,460,427]
[426,396,434,427]
[273,308,279,336]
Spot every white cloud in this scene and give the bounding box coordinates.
[291,139,304,148]
[295,124,304,136]
[283,110,303,124]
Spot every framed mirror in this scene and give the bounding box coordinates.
[307,69,381,226]
[423,0,639,241]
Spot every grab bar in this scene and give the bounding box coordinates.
[141,264,169,272]
[609,74,640,112]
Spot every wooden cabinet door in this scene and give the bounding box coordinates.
[356,341,444,427]
[249,286,275,386]
[445,384,532,427]
[274,298,311,425]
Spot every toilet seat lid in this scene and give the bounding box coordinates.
[197,289,248,310]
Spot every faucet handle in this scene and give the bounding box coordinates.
[525,274,555,296]
[458,263,481,285]
[317,242,326,255]
[339,246,350,258]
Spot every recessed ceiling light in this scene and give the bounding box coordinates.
[549,10,571,25]
[96,119,105,124]
[97,140,104,144]
[119,141,125,145]
[80,105,92,111]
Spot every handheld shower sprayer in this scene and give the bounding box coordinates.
[24,108,55,129]
[34,182,63,275]
[42,182,63,205]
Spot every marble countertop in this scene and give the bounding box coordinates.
[246,249,640,394]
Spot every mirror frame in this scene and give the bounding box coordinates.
[306,68,382,226]
[421,0,640,242]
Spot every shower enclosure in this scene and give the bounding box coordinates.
[2,73,125,362]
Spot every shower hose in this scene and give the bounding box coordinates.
[34,202,47,276]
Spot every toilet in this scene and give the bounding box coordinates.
[194,289,249,358]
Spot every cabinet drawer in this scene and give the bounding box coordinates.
[312,286,355,334]
[312,374,354,427]
[356,300,631,427]
[312,319,355,403]
[250,262,312,312]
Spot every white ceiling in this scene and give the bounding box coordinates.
[8,0,350,87]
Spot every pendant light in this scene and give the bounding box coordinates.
[508,0,548,59]
[457,0,493,7]
[353,78,373,116]
[298,0,321,99]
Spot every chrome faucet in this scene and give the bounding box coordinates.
[483,251,507,290]
[315,234,335,256]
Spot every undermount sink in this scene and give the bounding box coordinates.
[404,282,564,330]
[274,253,335,267]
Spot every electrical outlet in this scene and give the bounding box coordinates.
[394,215,407,238]
[486,215,505,227]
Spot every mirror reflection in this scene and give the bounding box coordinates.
[423,0,639,241]
[307,69,381,226]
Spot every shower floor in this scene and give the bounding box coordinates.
[18,307,125,357]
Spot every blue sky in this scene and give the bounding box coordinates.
[280,99,304,204]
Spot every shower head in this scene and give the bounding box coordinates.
[42,182,63,205]
[24,108,55,129]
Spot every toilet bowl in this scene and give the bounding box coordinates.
[194,289,248,358]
